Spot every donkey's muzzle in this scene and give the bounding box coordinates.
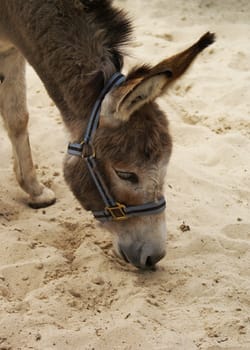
[119,242,166,269]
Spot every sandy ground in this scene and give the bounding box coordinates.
[0,0,250,349]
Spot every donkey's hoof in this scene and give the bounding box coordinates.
[29,187,56,209]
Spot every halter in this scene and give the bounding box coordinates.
[67,72,166,222]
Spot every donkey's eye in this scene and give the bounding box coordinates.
[115,170,139,184]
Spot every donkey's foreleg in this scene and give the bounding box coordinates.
[0,49,56,208]
[7,121,56,208]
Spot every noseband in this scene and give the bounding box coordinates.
[68,72,166,222]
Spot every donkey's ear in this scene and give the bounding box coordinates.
[118,69,174,120]
[101,32,215,125]
[100,69,173,124]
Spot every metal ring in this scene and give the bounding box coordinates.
[81,141,96,158]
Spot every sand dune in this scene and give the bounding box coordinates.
[0,1,249,349]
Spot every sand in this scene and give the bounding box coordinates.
[0,0,249,349]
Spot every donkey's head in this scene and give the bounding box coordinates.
[64,32,215,269]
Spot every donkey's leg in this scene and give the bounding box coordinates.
[0,47,56,208]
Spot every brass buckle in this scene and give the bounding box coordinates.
[105,202,127,220]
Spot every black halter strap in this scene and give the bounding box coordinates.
[68,72,166,222]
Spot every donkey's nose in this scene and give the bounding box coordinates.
[119,242,165,269]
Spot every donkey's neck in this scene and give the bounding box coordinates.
[2,0,131,137]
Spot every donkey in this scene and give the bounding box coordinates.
[0,0,215,269]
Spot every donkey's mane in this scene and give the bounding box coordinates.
[76,0,133,76]
[87,0,133,50]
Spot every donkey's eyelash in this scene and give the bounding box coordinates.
[115,170,139,184]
